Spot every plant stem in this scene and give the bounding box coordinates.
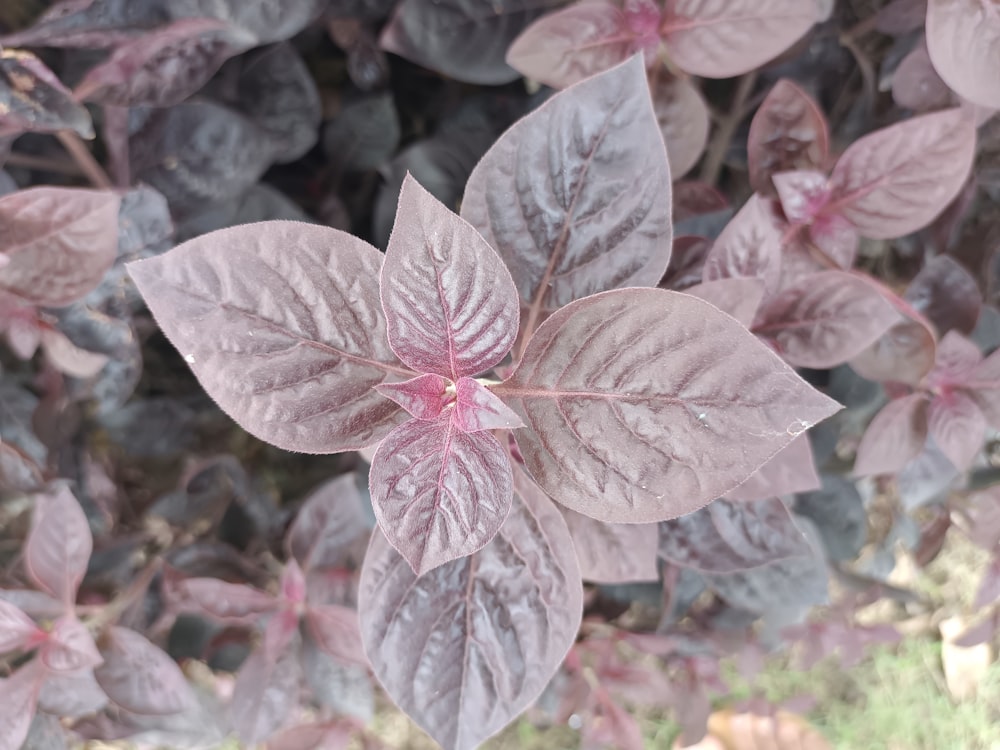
[699,71,757,186]
[56,130,113,190]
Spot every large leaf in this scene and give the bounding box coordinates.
[926,0,1000,109]
[381,175,519,379]
[128,222,414,453]
[506,1,638,89]
[747,79,829,197]
[658,497,811,574]
[94,627,195,715]
[461,56,672,347]
[0,49,93,138]
[854,393,929,476]
[561,508,660,583]
[0,188,120,307]
[702,194,783,297]
[827,108,977,239]
[496,288,841,523]
[359,465,582,750]
[753,271,899,369]
[25,486,92,607]
[381,0,564,85]
[369,415,513,575]
[661,0,818,78]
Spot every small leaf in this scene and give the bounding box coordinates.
[39,616,102,673]
[726,433,820,502]
[37,669,108,718]
[94,627,194,715]
[324,92,400,173]
[659,498,811,574]
[462,56,672,343]
[452,378,524,432]
[0,188,120,307]
[0,49,93,138]
[892,40,953,112]
[850,312,937,386]
[827,108,977,239]
[0,599,42,653]
[369,414,513,575]
[747,79,830,197]
[854,393,929,476]
[359,465,582,750]
[753,271,899,369]
[171,578,278,625]
[702,194,783,297]
[928,391,985,471]
[794,475,867,562]
[661,0,818,78]
[0,660,43,750]
[926,0,1000,109]
[128,222,414,453]
[25,486,92,606]
[305,605,367,667]
[684,278,766,328]
[285,474,371,572]
[561,508,659,583]
[166,0,326,44]
[497,288,841,523]
[905,255,981,337]
[651,73,710,179]
[381,174,519,379]
[376,373,450,420]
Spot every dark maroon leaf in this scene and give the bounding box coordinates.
[166,0,326,44]
[850,311,938,386]
[128,222,415,453]
[462,56,672,346]
[359,465,582,750]
[854,393,929,476]
[794,475,867,562]
[381,174,519,379]
[0,188,120,307]
[876,0,928,35]
[74,18,254,107]
[369,414,513,575]
[305,605,367,667]
[658,497,811,574]
[927,391,985,470]
[39,616,102,673]
[660,0,818,78]
[286,474,371,572]
[905,255,981,336]
[324,92,401,173]
[170,578,278,625]
[94,627,194,715]
[926,0,1000,109]
[660,235,711,291]
[725,433,820,502]
[891,40,953,112]
[496,288,841,523]
[974,557,1000,608]
[382,0,564,85]
[702,194,783,297]
[747,79,829,197]
[0,0,166,48]
[0,440,44,494]
[452,378,524,432]
[684,277,766,328]
[0,49,93,138]
[561,508,659,583]
[0,660,43,750]
[753,271,899,369]
[26,486,92,606]
[827,108,977,239]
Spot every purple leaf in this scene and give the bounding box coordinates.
[285,475,371,572]
[452,378,524,432]
[37,669,108,718]
[0,660,43,750]
[827,108,977,239]
[794,475,867,562]
[166,0,327,44]
[305,605,367,667]
[926,0,1000,109]
[171,578,278,625]
[505,1,637,89]
[128,222,414,453]
[369,414,513,575]
[854,393,930,476]
[661,0,818,78]
[725,433,820,502]
[359,465,582,750]
[753,271,899,369]
[683,277,766,328]
[877,0,929,35]
[26,486,93,607]
[381,174,519,379]
[323,92,401,173]
[747,79,830,197]
[974,557,1000,608]
[651,72,710,179]
[928,391,985,470]
[94,626,194,715]
[497,288,841,523]
[382,0,564,85]
[0,188,120,307]
[39,616,102,673]
[850,311,937,386]
[0,599,42,653]
[74,18,254,107]
[0,0,163,49]
[461,56,672,345]
[658,497,811,574]
[376,373,450,420]
[561,508,659,583]
[702,194,783,297]
[905,255,981,337]
[892,39,953,112]
[773,169,831,225]
[0,49,93,138]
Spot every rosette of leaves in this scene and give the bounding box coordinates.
[128,57,839,750]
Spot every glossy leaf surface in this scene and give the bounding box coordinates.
[684,277,766,327]
[828,108,977,239]
[498,288,841,523]
[926,0,1000,108]
[381,175,519,379]
[461,56,672,342]
[94,627,194,715]
[359,465,582,750]
[25,486,92,606]
[658,497,811,574]
[128,222,413,453]
[702,194,783,297]
[370,415,513,575]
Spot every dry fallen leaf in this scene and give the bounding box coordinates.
[940,615,994,701]
[674,709,831,750]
